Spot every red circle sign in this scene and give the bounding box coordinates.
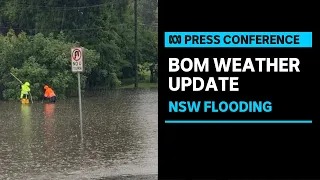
[72,49,82,61]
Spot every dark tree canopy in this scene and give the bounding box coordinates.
[0,0,158,100]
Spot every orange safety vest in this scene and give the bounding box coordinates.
[44,88,56,98]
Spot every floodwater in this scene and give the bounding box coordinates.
[0,89,158,179]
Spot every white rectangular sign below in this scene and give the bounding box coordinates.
[71,47,84,72]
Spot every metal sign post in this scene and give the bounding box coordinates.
[71,47,84,141]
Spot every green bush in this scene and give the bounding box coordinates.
[0,29,99,100]
[138,62,152,82]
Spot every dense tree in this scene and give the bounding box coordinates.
[0,0,158,100]
[0,29,99,100]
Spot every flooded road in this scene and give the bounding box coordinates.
[0,89,158,179]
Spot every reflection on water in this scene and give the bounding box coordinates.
[21,104,31,137]
[44,103,55,150]
[0,89,158,179]
[20,104,32,163]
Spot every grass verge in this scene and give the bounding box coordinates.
[120,82,158,89]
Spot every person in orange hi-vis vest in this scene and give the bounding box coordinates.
[44,85,56,103]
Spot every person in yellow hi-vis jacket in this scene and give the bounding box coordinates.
[20,82,31,103]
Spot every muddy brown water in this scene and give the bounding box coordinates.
[0,89,158,179]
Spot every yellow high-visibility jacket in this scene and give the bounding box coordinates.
[20,82,30,98]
